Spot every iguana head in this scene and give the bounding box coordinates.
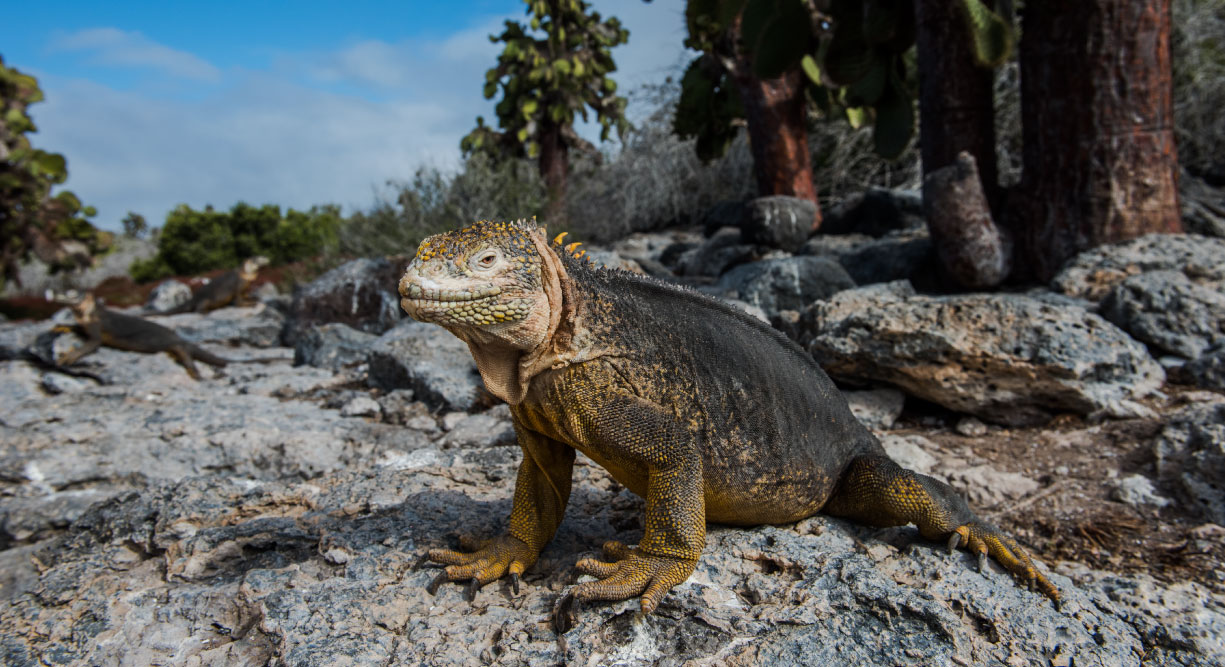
[240,256,270,280]
[70,292,99,325]
[399,219,559,351]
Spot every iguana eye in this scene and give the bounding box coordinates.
[473,251,498,270]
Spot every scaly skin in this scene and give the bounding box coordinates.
[399,219,1059,631]
[164,256,269,314]
[55,293,233,379]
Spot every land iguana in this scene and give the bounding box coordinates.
[54,293,236,379]
[162,256,270,314]
[399,219,1059,630]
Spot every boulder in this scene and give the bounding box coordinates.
[283,257,409,345]
[803,228,936,288]
[844,388,905,431]
[1153,402,1225,524]
[1099,270,1225,359]
[1178,346,1225,390]
[365,320,487,412]
[740,195,817,252]
[715,256,854,319]
[144,279,191,312]
[799,281,1164,425]
[5,462,1218,665]
[700,199,747,236]
[293,322,378,370]
[819,187,925,237]
[675,227,757,278]
[1052,233,1225,302]
[150,304,285,348]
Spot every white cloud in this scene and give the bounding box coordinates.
[50,27,221,82]
[32,4,692,232]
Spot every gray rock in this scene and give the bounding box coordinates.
[1112,474,1171,508]
[715,256,855,319]
[845,388,905,431]
[1181,173,1225,238]
[374,389,426,426]
[676,227,756,278]
[1153,402,1225,524]
[151,304,285,348]
[283,257,409,345]
[740,195,817,252]
[878,434,1038,507]
[5,466,1218,666]
[700,199,747,235]
[293,322,378,370]
[440,409,516,449]
[340,396,381,418]
[40,372,94,395]
[800,281,1165,425]
[1052,233,1225,302]
[144,279,191,312]
[0,320,49,361]
[1180,346,1225,390]
[820,187,925,237]
[803,228,936,287]
[1100,270,1225,359]
[0,360,44,406]
[366,320,487,412]
[955,416,989,437]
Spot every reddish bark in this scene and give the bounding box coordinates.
[914,0,998,205]
[537,119,569,225]
[1012,0,1182,282]
[730,66,822,229]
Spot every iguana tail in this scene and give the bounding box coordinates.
[187,344,233,367]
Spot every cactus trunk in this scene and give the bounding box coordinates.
[915,0,999,206]
[1010,0,1181,282]
[538,119,569,226]
[730,66,821,230]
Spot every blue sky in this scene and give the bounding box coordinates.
[2,1,691,231]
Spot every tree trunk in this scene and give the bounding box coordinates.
[538,119,569,226]
[1012,0,1182,282]
[730,66,822,229]
[914,0,998,204]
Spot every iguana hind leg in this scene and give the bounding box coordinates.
[168,346,203,380]
[823,454,1059,602]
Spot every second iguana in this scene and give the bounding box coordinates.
[399,220,1059,630]
[55,293,234,379]
[161,256,269,314]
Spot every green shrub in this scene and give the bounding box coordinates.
[130,202,341,282]
[336,153,545,258]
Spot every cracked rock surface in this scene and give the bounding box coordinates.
[1,315,1223,666]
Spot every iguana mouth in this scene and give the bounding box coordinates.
[402,283,502,302]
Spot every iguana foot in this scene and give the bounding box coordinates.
[420,534,537,601]
[945,521,1060,602]
[551,541,696,633]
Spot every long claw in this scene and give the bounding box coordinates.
[413,553,431,570]
[947,532,961,554]
[464,578,481,602]
[426,571,448,595]
[977,550,988,573]
[510,572,520,596]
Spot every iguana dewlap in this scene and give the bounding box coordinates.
[399,219,1058,630]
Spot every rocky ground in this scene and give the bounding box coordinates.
[2,198,1225,665]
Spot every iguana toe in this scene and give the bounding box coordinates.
[568,541,696,616]
[419,535,537,601]
[949,521,1060,603]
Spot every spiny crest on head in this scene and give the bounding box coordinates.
[415,218,539,264]
[551,232,593,263]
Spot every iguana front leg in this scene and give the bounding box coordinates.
[55,336,100,366]
[552,390,706,630]
[423,424,574,599]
